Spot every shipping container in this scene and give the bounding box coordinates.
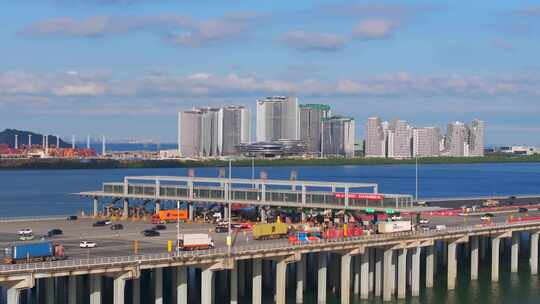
[152,209,189,224]
[3,242,65,264]
[252,223,289,240]
[377,221,412,233]
[177,234,214,251]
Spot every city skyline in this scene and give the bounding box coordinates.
[1,1,539,145]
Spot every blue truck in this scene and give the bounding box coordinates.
[3,242,65,264]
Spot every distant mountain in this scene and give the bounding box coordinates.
[0,129,71,148]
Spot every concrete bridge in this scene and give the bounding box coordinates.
[77,175,415,219]
[2,220,540,304]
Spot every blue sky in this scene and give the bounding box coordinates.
[1,0,539,145]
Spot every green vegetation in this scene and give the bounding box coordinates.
[1,153,539,170]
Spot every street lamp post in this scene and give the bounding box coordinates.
[415,154,419,202]
[176,200,180,256]
[227,160,232,255]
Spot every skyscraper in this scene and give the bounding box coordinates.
[365,117,386,157]
[299,104,331,154]
[445,121,468,157]
[179,106,251,158]
[468,119,485,156]
[321,116,355,158]
[256,96,299,142]
[387,119,412,159]
[219,106,251,155]
[413,127,440,157]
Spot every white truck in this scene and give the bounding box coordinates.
[177,234,215,251]
[377,221,412,233]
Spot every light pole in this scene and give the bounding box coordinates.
[176,200,180,256]
[227,160,232,255]
[251,156,255,188]
[415,154,419,202]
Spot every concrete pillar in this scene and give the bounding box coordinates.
[155,201,161,214]
[411,247,420,297]
[45,278,54,304]
[447,242,457,290]
[90,275,102,304]
[68,276,78,304]
[132,278,140,304]
[296,255,305,304]
[238,260,245,297]
[318,252,327,304]
[360,252,370,299]
[353,255,360,296]
[253,259,262,304]
[368,248,374,293]
[93,198,99,218]
[224,205,229,221]
[188,204,194,221]
[6,287,20,304]
[201,268,214,304]
[230,267,238,304]
[341,253,352,304]
[113,276,127,304]
[276,260,287,304]
[471,236,479,280]
[375,249,382,297]
[426,246,434,288]
[480,236,486,260]
[530,232,539,275]
[492,237,501,282]
[383,249,392,301]
[122,199,129,219]
[511,232,520,273]
[155,268,163,304]
[177,267,188,304]
[398,249,407,299]
[391,250,397,295]
[433,242,438,276]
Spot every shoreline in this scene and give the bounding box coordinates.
[1,154,539,170]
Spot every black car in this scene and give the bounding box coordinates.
[519,207,528,213]
[47,229,63,237]
[110,224,124,230]
[93,221,107,227]
[66,215,78,221]
[153,224,167,231]
[142,229,160,237]
[215,224,228,233]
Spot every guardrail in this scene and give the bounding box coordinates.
[1,220,540,274]
[0,215,71,223]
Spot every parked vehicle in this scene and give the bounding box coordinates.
[47,229,63,237]
[152,224,167,231]
[93,221,107,227]
[18,233,35,241]
[480,213,494,221]
[519,207,529,213]
[418,218,430,224]
[435,225,447,231]
[177,234,214,251]
[151,210,189,224]
[288,231,321,244]
[142,229,160,237]
[377,221,412,233]
[17,228,32,235]
[79,241,96,248]
[3,242,65,264]
[215,223,229,233]
[252,223,289,240]
[66,215,78,221]
[110,224,124,230]
[390,215,402,221]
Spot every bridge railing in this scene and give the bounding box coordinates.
[1,220,539,274]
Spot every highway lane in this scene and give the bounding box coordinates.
[1,210,538,260]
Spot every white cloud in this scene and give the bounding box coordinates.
[352,18,400,40]
[280,30,347,52]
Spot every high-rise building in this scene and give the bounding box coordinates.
[199,107,221,157]
[322,116,355,158]
[299,104,331,154]
[413,127,440,157]
[468,119,485,157]
[256,96,299,142]
[445,121,468,157]
[219,106,251,155]
[365,117,386,157]
[387,119,412,159]
[178,110,203,158]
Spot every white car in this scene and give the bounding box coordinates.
[435,225,447,231]
[104,220,112,225]
[18,233,35,241]
[80,241,97,248]
[391,215,402,221]
[419,218,430,224]
[480,214,494,221]
[17,228,33,235]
